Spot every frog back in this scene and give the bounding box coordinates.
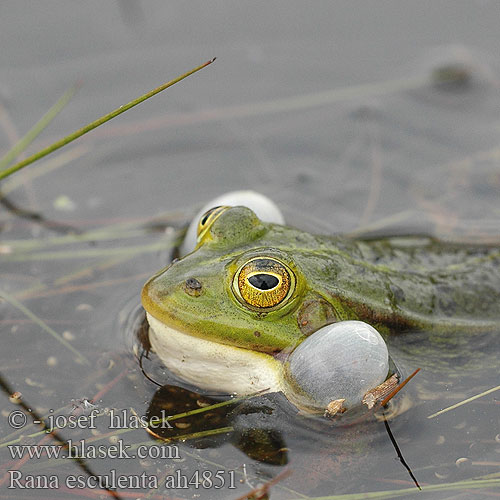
[302,234,500,334]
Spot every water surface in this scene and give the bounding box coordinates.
[1,2,499,499]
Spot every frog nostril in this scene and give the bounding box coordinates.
[186,278,202,289]
[184,278,202,296]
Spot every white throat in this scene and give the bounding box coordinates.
[146,313,283,395]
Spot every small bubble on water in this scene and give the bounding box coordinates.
[63,330,75,341]
[455,457,471,469]
[76,303,93,312]
[434,467,450,480]
[46,356,58,367]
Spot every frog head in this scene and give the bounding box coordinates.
[142,206,316,353]
[141,206,341,393]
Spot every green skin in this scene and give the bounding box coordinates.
[142,206,500,365]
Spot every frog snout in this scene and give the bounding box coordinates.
[141,276,168,311]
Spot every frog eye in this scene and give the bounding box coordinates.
[196,206,230,241]
[234,257,295,310]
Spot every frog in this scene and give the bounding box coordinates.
[141,205,500,402]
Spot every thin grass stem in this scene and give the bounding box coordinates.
[0,288,89,365]
[0,85,78,171]
[148,389,268,426]
[427,384,500,419]
[0,59,215,181]
[1,238,179,262]
[0,145,88,197]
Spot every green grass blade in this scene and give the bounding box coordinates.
[132,426,234,446]
[150,389,268,426]
[0,58,215,181]
[0,85,78,170]
[0,145,88,197]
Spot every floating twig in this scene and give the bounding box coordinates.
[232,468,292,500]
[382,412,420,490]
[380,368,420,407]
[363,374,399,409]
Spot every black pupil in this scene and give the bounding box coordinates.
[248,274,279,290]
[200,206,222,227]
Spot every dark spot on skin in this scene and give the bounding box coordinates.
[184,278,202,297]
[253,331,261,337]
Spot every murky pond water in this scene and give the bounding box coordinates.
[1,2,499,499]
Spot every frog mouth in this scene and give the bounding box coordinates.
[145,313,283,395]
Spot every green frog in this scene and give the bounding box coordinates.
[141,205,500,403]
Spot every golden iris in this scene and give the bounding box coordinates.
[235,257,293,309]
[196,206,230,243]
